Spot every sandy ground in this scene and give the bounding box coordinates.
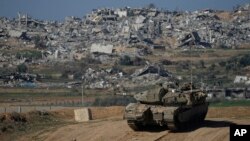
[18,106,250,141]
[39,118,250,141]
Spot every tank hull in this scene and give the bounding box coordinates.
[124,102,209,131]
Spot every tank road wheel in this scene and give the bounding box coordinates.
[167,111,181,131]
[167,109,187,131]
[127,120,143,131]
[167,121,178,131]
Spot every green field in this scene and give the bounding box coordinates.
[209,100,250,107]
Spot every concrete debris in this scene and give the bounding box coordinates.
[0,4,248,65]
[8,29,26,38]
[80,64,173,89]
[135,15,146,24]
[132,64,170,77]
[132,73,170,87]
[89,80,111,89]
[82,68,123,89]
[0,4,249,98]
[234,75,249,84]
[90,43,113,54]
[115,9,128,18]
[225,88,250,99]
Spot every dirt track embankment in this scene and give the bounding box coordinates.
[30,106,250,141]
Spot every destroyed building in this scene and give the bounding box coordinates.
[0,4,250,97]
[0,4,249,63]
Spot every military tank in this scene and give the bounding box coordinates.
[124,83,208,131]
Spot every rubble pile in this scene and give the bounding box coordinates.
[0,4,249,91]
[0,4,249,63]
[81,64,172,89]
[82,68,123,89]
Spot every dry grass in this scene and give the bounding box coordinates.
[146,49,250,63]
[154,37,177,48]
[0,38,35,51]
[238,43,250,49]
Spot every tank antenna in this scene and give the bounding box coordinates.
[190,38,195,93]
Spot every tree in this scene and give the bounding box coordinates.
[17,63,28,73]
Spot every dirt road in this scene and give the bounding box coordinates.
[38,117,249,141]
[16,106,250,141]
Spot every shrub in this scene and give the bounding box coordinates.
[160,59,172,65]
[199,60,205,68]
[17,63,28,73]
[177,61,190,70]
[119,56,146,66]
[133,56,146,66]
[119,55,132,66]
[34,35,46,49]
[83,55,101,64]
[209,64,216,71]
[16,50,42,60]
[239,54,250,67]
[218,61,226,67]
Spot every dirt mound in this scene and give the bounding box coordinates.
[0,112,27,123]
[50,109,75,121]
[0,110,64,140]
[89,106,124,119]
[87,106,250,120]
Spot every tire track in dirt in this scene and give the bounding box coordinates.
[43,119,169,141]
[39,118,250,141]
[16,106,250,141]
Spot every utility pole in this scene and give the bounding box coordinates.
[190,45,193,93]
[81,76,84,106]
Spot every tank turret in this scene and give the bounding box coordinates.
[162,83,207,106]
[133,82,179,104]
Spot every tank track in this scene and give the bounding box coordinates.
[127,120,142,131]
[127,115,179,131]
[164,107,179,131]
[166,103,208,131]
[126,103,208,131]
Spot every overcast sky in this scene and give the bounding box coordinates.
[0,0,249,21]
